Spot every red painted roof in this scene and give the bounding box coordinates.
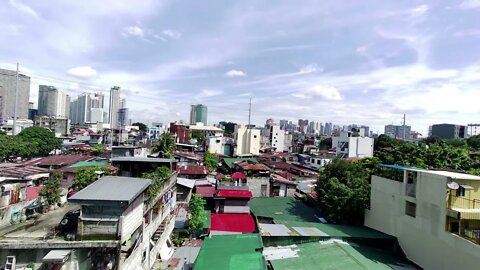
[177,165,208,175]
[216,189,252,198]
[195,185,215,198]
[26,186,42,200]
[22,155,95,167]
[231,172,246,179]
[210,213,256,233]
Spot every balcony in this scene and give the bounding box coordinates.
[144,173,177,213]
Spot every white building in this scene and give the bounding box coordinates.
[38,85,70,119]
[189,122,223,137]
[331,131,373,158]
[0,119,33,135]
[307,156,333,169]
[235,126,260,155]
[269,125,285,152]
[365,165,480,270]
[109,86,121,128]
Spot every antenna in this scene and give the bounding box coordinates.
[402,114,406,139]
[248,98,251,129]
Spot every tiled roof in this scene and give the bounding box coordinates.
[210,213,256,233]
[216,189,253,198]
[22,155,95,167]
[178,165,208,175]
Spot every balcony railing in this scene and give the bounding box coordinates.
[447,194,480,210]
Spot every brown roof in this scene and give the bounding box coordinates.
[174,151,202,161]
[277,171,299,180]
[270,174,297,185]
[0,166,50,179]
[235,161,271,171]
[177,165,208,175]
[22,155,95,167]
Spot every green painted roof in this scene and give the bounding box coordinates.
[250,197,392,239]
[222,158,258,169]
[193,233,267,270]
[270,241,406,270]
[68,161,108,168]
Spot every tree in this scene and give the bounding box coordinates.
[92,144,105,156]
[18,126,61,156]
[73,166,112,190]
[315,159,370,225]
[132,122,148,132]
[467,135,480,150]
[151,132,176,158]
[203,152,218,172]
[187,194,206,234]
[191,130,206,145]
[40,170,63,205]
[142,167,171,206]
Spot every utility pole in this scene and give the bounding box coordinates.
[12,63,19,135]
[248,98,251,129]
[402,114,406,140]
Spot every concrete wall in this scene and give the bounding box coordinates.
[248,177,270,197]
[120,196,143,242]
[365,173,480,270]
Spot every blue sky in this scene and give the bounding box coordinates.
[1,0,480,135]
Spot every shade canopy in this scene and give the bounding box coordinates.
[231,172,247,179]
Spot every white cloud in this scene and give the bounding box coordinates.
[299,64,321,74]
[459,0,480,9]
[67,66,97,78]
[200,89,223,97]
[307,85,342,101]
[225,69,246,77]
[9,0,39,18]
[122,26,144,37]
[162,29,182,39]
[410,5,429,15]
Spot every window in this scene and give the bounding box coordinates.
[254,135,257,138]
[456,186,466,197]
[317,160,321,165]
[405,201,416,217]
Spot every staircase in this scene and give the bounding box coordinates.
[152,216,170,242]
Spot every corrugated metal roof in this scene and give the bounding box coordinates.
[22,155,95,167]
[177,177,196,189]
[0,166,50,179]
[111,157,175,163]
[68,176,151,204]
[210,213,256,233]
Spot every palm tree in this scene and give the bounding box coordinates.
[151,132,175,158]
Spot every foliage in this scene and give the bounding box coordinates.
[191,130,206,145]
[0,134,41,161]
[151,132,175,158]
[18,126,62,156]
[132,122,148,132]
[40,170,63,205]
[374,134,401,151]
[315,159,370,225]
[467,135,480,150]
[187,194,206,234]
[203,151,218,172]
[142,167,171,206]
[73,166,112,190]
[92,144,105,156]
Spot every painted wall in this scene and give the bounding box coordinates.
[365,173,480,270]
[248,177,270,197]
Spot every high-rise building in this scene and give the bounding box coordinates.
[70,92,105,125]
[38,85,70,119]
[117,108,128,128]
[109,86,121,128]
[235,125,261,155]
[120,98,126,109]
[279,120,288,130]
[190,104,208,125]
[0,68,30,121]
[270,125,285,152]
[298,119,308,134]
[308,121,316,134]
[431,124,467,139]
[384,124,411,139]
[324,122,333,136]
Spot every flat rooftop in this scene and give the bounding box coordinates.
[69,176,151,204]
[266,240,416,270]
[250,197,393,239]
[193,233,266,270]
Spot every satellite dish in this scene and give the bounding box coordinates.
[447,181,459,190]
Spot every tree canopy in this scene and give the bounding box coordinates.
[40,170,63,205]
[132,122,148,132]
[18,126,62,156]
[151,132,176,158]
[203,152,218,172]
[0,127,61,161]
[191,130,206,145]
[73,166,112,190]
[142,167,171,206]
[187,194,206,234]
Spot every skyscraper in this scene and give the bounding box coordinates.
[38,85,70,119]
[70,92,104,124]
[190,104,208,125]
[0,68,31,121]
[109,86,121,128]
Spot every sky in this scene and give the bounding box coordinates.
[1,0,480,135]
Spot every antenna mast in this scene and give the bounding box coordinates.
[248,98,251,129]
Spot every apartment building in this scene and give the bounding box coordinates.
[331,131,373,158]
[365,165,480,269]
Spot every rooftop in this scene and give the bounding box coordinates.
[22,155,95,167]
[378,164,480,181]
[111,157,176,163]
[193,233,266,270]
[177,177,196,189]
[68,161,108,168]
[222,157,258,169]
[216,189,253,199]
[178,165,208,175]
[195,185,216,198]
[235,161,271,172]
[210,213,256,233]
[0,165,50,180]
[69,176,151,204]
[266,240,414,270]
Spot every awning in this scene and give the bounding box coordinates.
[42,250,71,263]
[460,184,474,190]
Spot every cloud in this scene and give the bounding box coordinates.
[122,26,144,37]
[67,66,97,78]
[225,69,246,77]
[8,0,39,18]
[299,64,321,74]
[162,29,182,39]
[200,89,223,97]
[410,5,429,15]
[459,0,480,9]
[307,85,342,101]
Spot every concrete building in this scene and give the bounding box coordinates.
[269,125,285,152]
[384,124,411,139]
[324,122,333,136]
[0,119,33,135]
[109,86,121,128]
[235,126,261,156]
[365,165,480,270]
[69,175,177,270]
[189,123,223,137]
[34,116,70,136]
[70,93,105,125]
[0,68,30,121]
[298,119,308,134]
[331,131,373,158]
[38,85,70,119]
[431,124,468,139]
[190,104,207,125]
[118,108,128,128]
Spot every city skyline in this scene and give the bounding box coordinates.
[1,1,480,135]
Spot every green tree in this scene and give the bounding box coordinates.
[18,126,61,156]
[73,166,112,190]
[92,144,105,156]
[316,159,370,225]
[142,167,171,206]
[40,170,63,205]
[187,194,206,234]
[191,130,206,145]
[467,135,480,150]
[203,152,218,172]
[132,122,148,132]
[0,135,39,161]
[151,132,176,158]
